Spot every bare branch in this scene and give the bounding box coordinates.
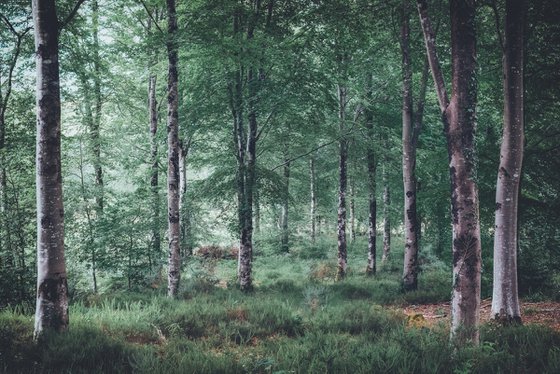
[59,0,88,31]
[139,0,164,35]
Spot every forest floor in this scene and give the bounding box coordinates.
[403,299,560,331]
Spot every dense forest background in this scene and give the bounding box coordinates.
[1,0,560,371]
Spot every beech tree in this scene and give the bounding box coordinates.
[400,1,429,291]
[417,0,482,343]
[491,0,525,324]
[33,0,86,338]
[166,0,181,297]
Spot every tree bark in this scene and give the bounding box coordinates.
[491,0,524,325]
[382,172,391,265]
[417,0,482,344]
[364,74,377,276]
[179,139,192,257]
[91,0,103,213]
[149,74,161,261]
[401,5,419,290]
[310,155,317,243]
[32,0,69,338]
[281,154,290,253]
[166,0,181,298]
[336,84,348,280]
[401,4,429,291]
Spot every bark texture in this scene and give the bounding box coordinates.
[401,7,419,290]
[336,84,348,280]
[32,0,69,338]
[166,0,181,298]
[401,5,429,290]
[417,0,482,344]
[491,0,524,324]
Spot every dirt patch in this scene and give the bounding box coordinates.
[403,299,560,331]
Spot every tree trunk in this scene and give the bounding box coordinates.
[417,0,482,344]
[310,155,317,243]
[381,164,391,265]
[149,74,161,261]
[349,180,356,242]
[491,0,524,325]
[401,6,419,290]
[179,140,192,257]
[401,6,429,291]
[336,84,348,280]
[364,74,377,276]
[32,0,69,338]
[281,154,290,253]
[166,0,181,298]
[91,0,103,213]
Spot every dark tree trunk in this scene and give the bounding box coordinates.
[336,84,348,280]
[166,0,181,298]
[349,179,356,242]
[417,0,482,344]
[32,0,69,338]
[491,0,524,325]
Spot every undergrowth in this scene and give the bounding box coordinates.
[1,238,559,373]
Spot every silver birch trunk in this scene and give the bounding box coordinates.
[32,0,69,338]
[417,0,482,344]
[336,84,348,280]
[491,0,524,324]
[166,0,181,297]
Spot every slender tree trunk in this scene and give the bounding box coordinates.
[78,141,97,293]
[382,165,391,265]
[401,6,429,290]
[254,188,260,234]
[91,0,103,213]
[281,155,290,253]
[166,0,181,298]
[349,180,356,242]
[310,155,317,243]
[337,84,348,280]
[401,6,419,290]
[149,75,161,261]
[0,18,26,278]
[417,0,481,344]
[364,74,377,276]
[492,0,524,324]
[32,0,69,338]
[179,140,192,257]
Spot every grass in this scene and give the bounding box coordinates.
[1,237,559,373]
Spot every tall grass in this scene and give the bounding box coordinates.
[1,236,559,373]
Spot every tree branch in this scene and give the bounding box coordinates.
[139,0,164,35]
[416,0,449,113]
[59,0,88,31]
